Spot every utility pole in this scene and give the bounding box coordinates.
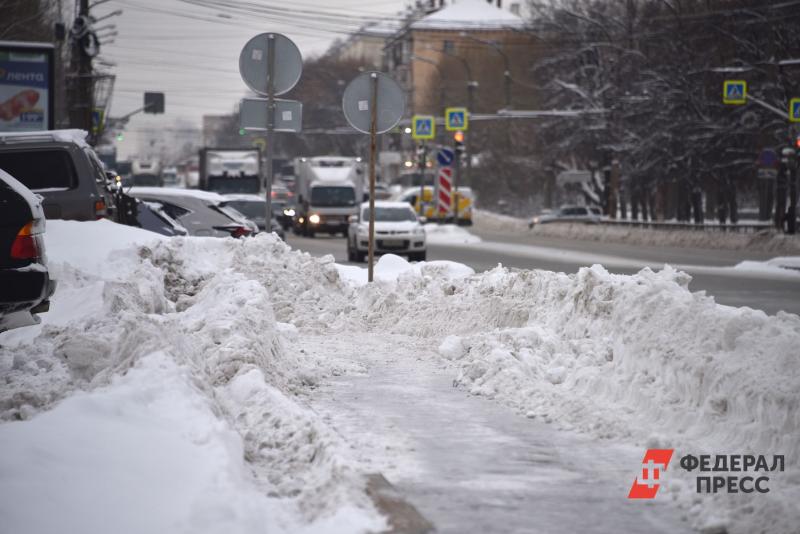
[68,0,94,134]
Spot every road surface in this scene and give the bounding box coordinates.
[285,229,800,316]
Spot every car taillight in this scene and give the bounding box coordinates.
[10,221,41,261]
[231,226,251,238]
[95,199,106,219]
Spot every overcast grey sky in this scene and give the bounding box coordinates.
[98,0,409,155]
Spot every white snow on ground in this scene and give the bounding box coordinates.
[733,256,800,277]
[335,254,475,287]
[474,209,800,254]
[3,219,800,534]
[0,220,385,534]
[424,223,482,244]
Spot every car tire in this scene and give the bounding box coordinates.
[356,250,366,263]
[409,251,426,262]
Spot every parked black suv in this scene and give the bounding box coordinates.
[0,129,114,221]
[0,169,56,332]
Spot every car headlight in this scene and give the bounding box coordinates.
[283,208,295,217]
[309,213,321,225]
[532,217,540,224]
[413,226,425,235]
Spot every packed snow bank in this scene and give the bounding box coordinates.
[334,264,800,534]
[734,256,800,277]
[335,254,475,286]
[4,218,800,534]
[474,209,800,253]
[0,221,384,533]
[0,352,300,534]
[424,223,481,244]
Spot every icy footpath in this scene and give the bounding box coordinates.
[0,220,384,534]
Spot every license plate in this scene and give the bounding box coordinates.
[381,239,403,247]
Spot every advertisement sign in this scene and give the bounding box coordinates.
[0,41,55,132]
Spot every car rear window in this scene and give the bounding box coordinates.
[0,148,78,191]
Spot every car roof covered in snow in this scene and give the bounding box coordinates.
[0,129,90,148]
[223,194,265,202]
[128,187,229,204]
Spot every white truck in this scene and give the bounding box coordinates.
[293,156,364,237]
[199,148,261,194]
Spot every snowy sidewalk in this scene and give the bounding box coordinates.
[303,333,692,534]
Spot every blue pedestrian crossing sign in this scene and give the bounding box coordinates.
[723,80,747,105]
[412,115,435,139]
[445,107,469,131]
[790,98,800,123]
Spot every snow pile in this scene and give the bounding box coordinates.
[0,220,384,534]
[333,264,800,533]
[4,218,800,533]
[473,208,800,254]
[734,256,800,277]
[528,220,800,254]
[473,209,530,232]
[424,223,481,244]
[336,254,475,287]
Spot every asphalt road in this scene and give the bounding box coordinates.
[285,231,800,316]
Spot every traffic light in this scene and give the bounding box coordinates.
[115,132,124,142]
[454,130,464,154]
[795,134,800,150]
[238,128,246,136]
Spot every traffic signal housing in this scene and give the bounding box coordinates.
[454,130,465,155]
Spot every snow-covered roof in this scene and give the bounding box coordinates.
[410,0,525,31]
[0,129,90,148]
[128,187,229,204]
[360,17,404,37]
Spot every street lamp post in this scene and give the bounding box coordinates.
[410,55,446,115]
[460,32,511,109]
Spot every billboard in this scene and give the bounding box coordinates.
[0,41,55,132]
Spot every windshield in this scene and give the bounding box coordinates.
[208,176,260,194]
[311,186,355,207]
[225,200,264,220]
[132,174,162,186]
[362,207,417,222]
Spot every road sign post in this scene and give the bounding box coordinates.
[239,32,302,230]
[342,71,405,282]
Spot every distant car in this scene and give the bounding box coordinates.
[528,205,603,228]
[0,169,56,332]
[0,129,115,221]
[222,193,286,239]
[347,201,426,262]
[128,187,257,238]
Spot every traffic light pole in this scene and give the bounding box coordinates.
[453,143,460,222]
[417,142,428,217]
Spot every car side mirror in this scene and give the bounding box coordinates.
[348,215,358,224]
